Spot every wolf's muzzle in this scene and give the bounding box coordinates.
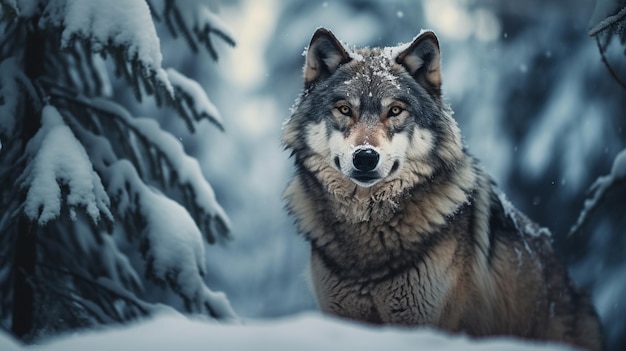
[352,148,379,172]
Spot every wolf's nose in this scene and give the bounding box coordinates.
[352,148,379,172]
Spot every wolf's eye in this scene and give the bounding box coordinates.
[388,106,403,117]
[338,105,352,116]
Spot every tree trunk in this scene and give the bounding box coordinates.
[11,24,45,340]
[11,218,37,339]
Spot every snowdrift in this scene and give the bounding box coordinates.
[1,312,576,351]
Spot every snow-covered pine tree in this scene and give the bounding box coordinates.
[0,0,236,341]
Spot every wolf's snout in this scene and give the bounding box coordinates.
[352,148,379,172]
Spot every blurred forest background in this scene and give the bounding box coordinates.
[167,0,624,348]
[1,0,624,350]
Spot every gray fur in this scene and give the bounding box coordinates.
[283,28,602,350]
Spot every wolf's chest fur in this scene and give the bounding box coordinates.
[283,28,602,350]
[287,150,491,328]
[285,152,477,280]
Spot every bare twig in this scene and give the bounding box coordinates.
[596,36,626,89]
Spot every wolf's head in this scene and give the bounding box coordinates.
[283,28,463,194]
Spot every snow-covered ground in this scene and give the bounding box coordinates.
[1,312,576,351]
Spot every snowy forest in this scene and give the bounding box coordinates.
[0,0,624,350]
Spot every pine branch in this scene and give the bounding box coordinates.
[16,105,114,226]
[149,0,236,61]
[167,68,224,131]
[31,275,117,325]
[48,91,230,243]
[35,262,152,322]
[0,19,20,56]
[1,0,236,334]
[0,0,18,25]
[36,220,143,294]
[32,0,179,106]
[589,5,626,37]
[32,2,228,134]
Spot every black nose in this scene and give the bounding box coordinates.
[352,148,380,172]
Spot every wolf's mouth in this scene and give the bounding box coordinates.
[350,171,380,184]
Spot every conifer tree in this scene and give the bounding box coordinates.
[0,0,236,340]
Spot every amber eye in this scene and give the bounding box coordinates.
[388,106,403,117]
[338,105,352,116]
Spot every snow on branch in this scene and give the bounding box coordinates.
[149,0,236,60]
[91,96,231,242]
[570,149,626,236]
[49,91,230,243]
[105,159,236,319]
[167,68,223,131]
[61,123,235,319]
[38,0,174,106]
[41,40,114,98]
[30,0,231,133]
[589,1,626,37]
[0,0,235,335]
[18,105,113,226]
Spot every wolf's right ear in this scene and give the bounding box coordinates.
[304,28,351,87]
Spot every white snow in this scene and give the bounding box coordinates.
[59,0,160,67]
[106,159,236,319]
[570,148,626,235]
[166,68,223,126]
[88,97,229,231]
[49,94,233,317]
[7,312,575,351]
[610,148,626,178]
[19,105,112,225]
[497,189,548,238]
[77,96,235,317]
[382,29,437,61]
[0,332,20,351]
[40,0,172,94]
[195,4,236,42]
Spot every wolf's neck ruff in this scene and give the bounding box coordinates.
[282,28,602,351]
[285,147,476,279]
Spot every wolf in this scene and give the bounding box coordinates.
[282,28,602,350]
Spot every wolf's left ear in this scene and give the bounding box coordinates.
[304,28,351,87]
[395,31,442,100]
